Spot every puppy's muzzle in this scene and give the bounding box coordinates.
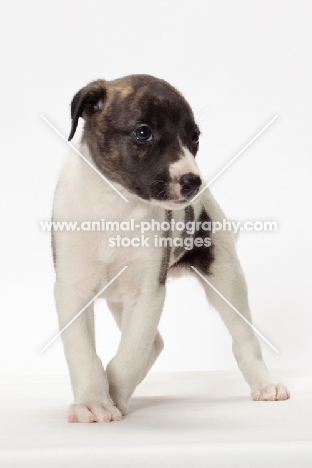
[179,173,202,199]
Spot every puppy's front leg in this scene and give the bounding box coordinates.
[197,243,290,401]
[106,286,166,414]
[54,281,122,422]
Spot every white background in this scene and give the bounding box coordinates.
[1,0,311,378]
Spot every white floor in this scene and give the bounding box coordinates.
[0,369,311,468]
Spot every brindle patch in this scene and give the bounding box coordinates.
[112,85,133,97]
[173,205,195,258]
[158,210,173,285]
[171,207,214,275]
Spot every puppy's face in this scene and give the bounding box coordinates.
[69,75,202,209]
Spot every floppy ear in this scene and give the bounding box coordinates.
[68,80,107,141]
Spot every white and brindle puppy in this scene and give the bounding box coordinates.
[52,74,290,423]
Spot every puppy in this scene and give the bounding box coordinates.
[52,74,290,423]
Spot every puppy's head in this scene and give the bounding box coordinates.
[69,75,202,209]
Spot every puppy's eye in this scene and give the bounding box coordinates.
[133,125,153,142]
[192,130,200,145]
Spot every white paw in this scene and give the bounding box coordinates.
[114,400,129,416]
[108,384,129,415]
[252,383,290,401]
[68,402,122,423]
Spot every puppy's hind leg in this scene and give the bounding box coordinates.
[106,285,166,415]
[106,300,164,385]
[138,331,164,384]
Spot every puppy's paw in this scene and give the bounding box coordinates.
[108,386,129,416]
[114,400,129,416]
[252,383,290,401]
[106,362,132,415]
[68,402,122,423]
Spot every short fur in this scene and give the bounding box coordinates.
[53,74,289,423]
